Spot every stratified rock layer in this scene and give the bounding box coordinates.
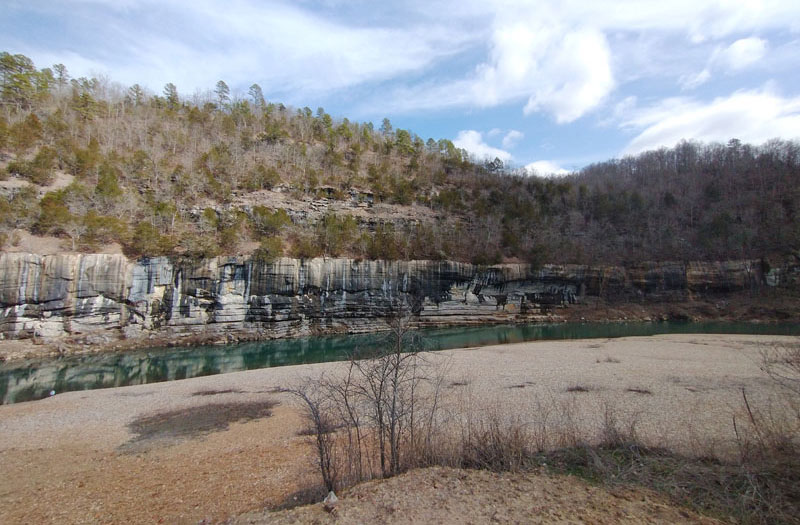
[0,253,789,341]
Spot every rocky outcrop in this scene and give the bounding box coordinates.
[0,253,790,342]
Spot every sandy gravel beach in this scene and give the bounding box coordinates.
[0,333,794,524]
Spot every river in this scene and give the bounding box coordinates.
[1,321,799,404]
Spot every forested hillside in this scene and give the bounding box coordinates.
[1,52,798,265]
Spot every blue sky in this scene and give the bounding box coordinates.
[3,0,800,174]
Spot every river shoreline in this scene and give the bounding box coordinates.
[1,291,798,364]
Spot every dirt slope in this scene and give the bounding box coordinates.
[234,466,720,524]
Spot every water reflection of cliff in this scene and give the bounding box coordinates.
[3,321,800,405]
[0,334,361,404]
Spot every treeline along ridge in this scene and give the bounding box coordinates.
[1,52,798,265]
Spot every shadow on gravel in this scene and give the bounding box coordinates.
[191,388,244,396]
[120,399,278,453]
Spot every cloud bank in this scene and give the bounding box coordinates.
[453,130,512,162]
[622,89,800,154]
[524,160,570,176]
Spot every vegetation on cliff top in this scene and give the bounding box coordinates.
[1,52,798,265]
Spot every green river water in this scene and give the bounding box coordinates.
[1,321,799,404]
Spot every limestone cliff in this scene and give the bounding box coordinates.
[0,253,789,342]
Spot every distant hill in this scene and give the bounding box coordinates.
[1,52,798,265]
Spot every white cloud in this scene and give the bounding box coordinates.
[518,27,613,123]
[679,68,711,90]
[12,0,476,99]
[502,130,524,149]
[453,130,512,162]
[621,88,800,154]
[370,0,800,119]
[714,37,768,71]
[524,160,570,176]
[678,36,767,91]
[385,8,615,122]
[25,49,109,80]
[600,95,638,125]
[187,1,466,94]
[524,0,800,41]
[487,128,502,137]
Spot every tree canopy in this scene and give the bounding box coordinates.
[0,52,798,265]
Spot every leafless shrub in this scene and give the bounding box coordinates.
[527,394,557,452]
[283,378,341,492]
[760,339,800,396]
[596,400,640,449]
[287,307,449,490]
[458,412,531,472]
[546,394,800,525]
[735,338,800,460]
[732,389,799,462]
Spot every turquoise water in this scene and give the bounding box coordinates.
[1,321,799,404]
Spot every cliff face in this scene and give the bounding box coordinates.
[0,253,788,342]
